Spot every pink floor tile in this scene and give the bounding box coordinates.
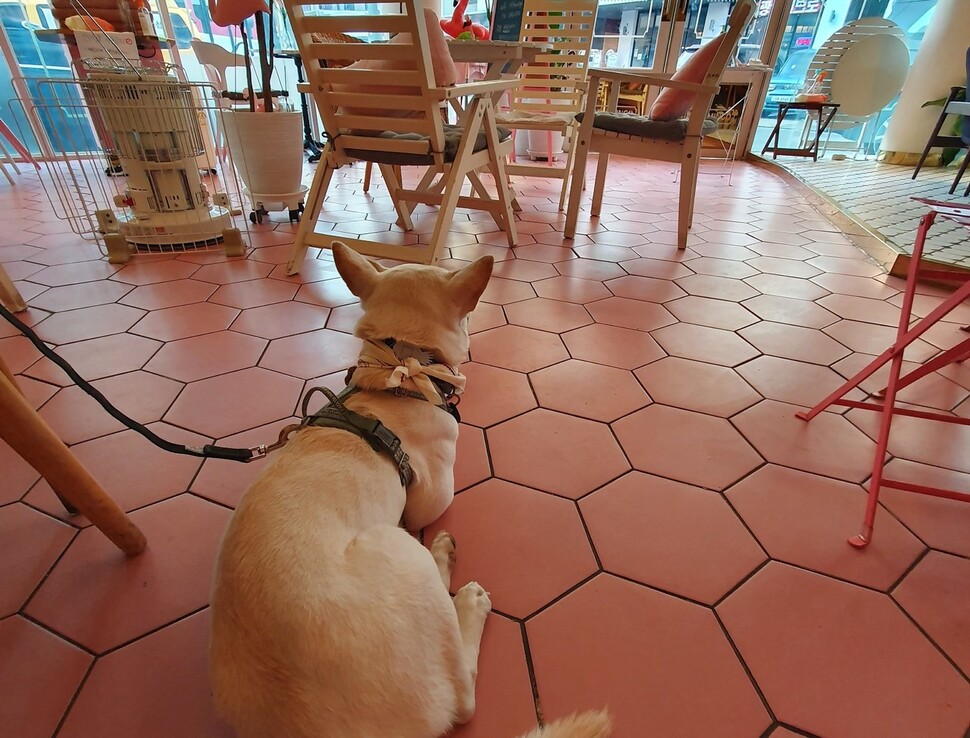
[651,323,759,367]
[110,260,200,286]
[454,424,492,492]
[490,258,558,282]
[613,404,761,491]
[447,613,537,738]
[744,272,829,300]
[24,332,163,385]
[26,495,231,653]
[736,355,860,410]
[734,400,878,483]
[634,357,760,417]
[0,616,92,738]
[562,323,664,370]
[471,325,569,373]
[726,465,924,590]
[293,279,359,308]
[817,293,902,327]
[230,301,331,339]
[718,563,970,738]
[605,274,686,303]
[528,574,771,738]
[487,409,629,499]
[130,303,239,342]
[664,295,758,331]
[37,385,124,445]
[164,367,302,438]
[742,294,839,329]
[58,609,233,738]
[191,260,274,285]
[468,302,506,334]
[207,278,299,309]
[258,329,362,379]
[846,407,970,474]
[480,276,537,305]
[530,360,650,422]
[822,319,939,362]
[428,479,597,617]
[32,304,145,345]
[585,296,676,332]
[29,261,121,287]
[119,279,218,310]
[458,362,536,428]
[554,258,626,281]
[504,297,592,333]
[893,551,970,676]
[676,273,760,302]
[145,331,268,382]
[0,504,75,617]
[325,302,364,334]
[738,321,851,366]
[833,353,969,412]
[28,281,133,312]
[580,472,766,604]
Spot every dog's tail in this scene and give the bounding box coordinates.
[514,710,612,738]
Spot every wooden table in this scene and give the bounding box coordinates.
[447,39,550,111]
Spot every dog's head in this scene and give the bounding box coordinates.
[332,242,494,366]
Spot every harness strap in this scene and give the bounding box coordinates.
[301,386,413,488]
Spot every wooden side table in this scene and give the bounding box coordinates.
[760,101,840,162]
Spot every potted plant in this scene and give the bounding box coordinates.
[209,0,305,217]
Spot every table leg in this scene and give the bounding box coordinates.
[0,358,146,555]
[293,56,322,163]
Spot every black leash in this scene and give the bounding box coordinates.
[0,302,263,463]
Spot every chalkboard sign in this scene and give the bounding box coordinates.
[490,0,525,42]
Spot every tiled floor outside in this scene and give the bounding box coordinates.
[2,156,970,738]
[768,153,970,268]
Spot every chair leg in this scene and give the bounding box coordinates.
[558,126,577,212]
[379,163,413,231]
[0,360,146,556]
[949,151,970,195]
[363,161,373,192]
[677,146,700,250]
[286,147,335,275]
[483,106,517,247]
[591,152,610,218]
[913,97,954,180]
[564,132,592,239]
[0,264,27,312]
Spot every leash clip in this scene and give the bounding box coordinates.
[247,444,268,462]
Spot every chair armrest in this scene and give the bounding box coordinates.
[589,69,718,95]
[440,78,522,98]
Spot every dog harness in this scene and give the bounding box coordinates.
[262,339,465,488]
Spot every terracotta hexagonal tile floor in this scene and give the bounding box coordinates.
[4,160,970,738]
[530,360,650,422]
[613,405,762,490]
[487,409,629,499]
[427,479,597,617]
[471,325,569,373]
[528,574,771,737]
[164,367,302,438]
[562,323,664,370]
[718,562,970,738]
[726,465,924,590]
[57,610,233,738]
[733,400,878,483]
[634,357,760,417]
[0,616,92,738]
[893,551,970,676]
[25,495,231,653]
[580,472,766,604]
[458,362,537,428]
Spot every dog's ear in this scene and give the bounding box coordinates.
[448,255,494,315]
[332,242,383,300]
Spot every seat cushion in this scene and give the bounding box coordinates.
[650,33,725,122]
[576,112,716,142]
[345,124,511,165]
[495,109,577,129]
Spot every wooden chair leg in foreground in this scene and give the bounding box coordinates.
[0,263,26,312]
[0,356,146,556]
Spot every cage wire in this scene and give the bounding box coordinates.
[12,58,252,263]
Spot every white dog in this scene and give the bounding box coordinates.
[210,243,610,738]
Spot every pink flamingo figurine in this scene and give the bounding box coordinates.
[440,0,489,39]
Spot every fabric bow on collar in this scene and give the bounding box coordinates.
[354,340,466,407]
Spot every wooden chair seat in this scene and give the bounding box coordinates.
[345,124,511,165]
[495,109,576,129]
[578,111,717,142]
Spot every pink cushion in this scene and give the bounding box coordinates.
[649,33,725,122]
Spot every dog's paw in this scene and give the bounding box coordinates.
[431,530,457,570]
[454,581,491,619]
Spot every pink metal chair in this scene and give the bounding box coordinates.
[796,197,970,548]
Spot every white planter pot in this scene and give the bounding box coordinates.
[218,109,304,198]
[526,128,566,161]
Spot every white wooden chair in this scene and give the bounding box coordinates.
[564,0,754,249]
[283,0,519,269]
[497,0,598,210]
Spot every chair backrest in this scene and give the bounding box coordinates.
[511,0,598,116]
[702,0,754,89]
[191,39,247,88]
[284,0,447,164]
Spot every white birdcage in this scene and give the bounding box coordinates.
[14,58,250,263]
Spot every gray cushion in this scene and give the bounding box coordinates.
[345,124,511,165]
[575,112,717,142]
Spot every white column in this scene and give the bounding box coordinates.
[880,0,970,161]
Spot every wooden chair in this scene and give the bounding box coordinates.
[564,0,753,249]
[0,264,26,313]
[498,0,597,210]
[283,0,518,268]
